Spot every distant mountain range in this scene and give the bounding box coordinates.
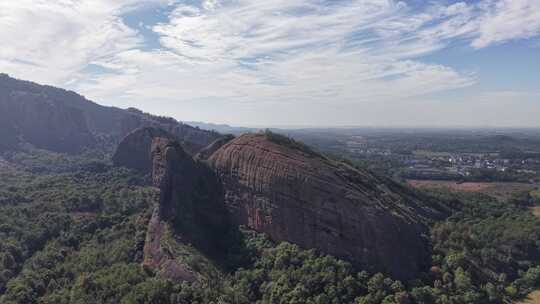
[184,121,257,135]
[0,74,221,154]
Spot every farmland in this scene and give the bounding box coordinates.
[407,180,538,201]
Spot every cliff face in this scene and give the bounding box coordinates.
[112,127,176,173]
[208,133,442,280]
[115,129,444,280]
[142,137,231,281]
[0,74,221,153]
[151,137,230,250]
[195,134,235,161]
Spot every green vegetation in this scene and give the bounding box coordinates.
[1,150,539,303]
[286,129,540,183]
[428,190,540,303]
[531,189,540,201]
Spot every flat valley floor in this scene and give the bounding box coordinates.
[407,180,539,201]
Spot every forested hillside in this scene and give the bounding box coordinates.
[0,149,538,304]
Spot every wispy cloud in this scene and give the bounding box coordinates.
[0,0,167,84]
[0,0,539,125]
[472,0,540,48]
[82,0,479,105]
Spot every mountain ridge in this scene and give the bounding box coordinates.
[0,74,221,154]
[2,74,445,281]
[112,127,447,281]
[207,132,446,280]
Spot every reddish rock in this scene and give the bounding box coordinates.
[208,133,443,280]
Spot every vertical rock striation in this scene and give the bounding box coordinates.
[150,137,230,252]
[208,133,444,280]
[141,136,231,282]
[112,127,176,173]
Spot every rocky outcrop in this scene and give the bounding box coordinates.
[0,74,221,154]
[208,133,443,280]
[142,137,231,281]
[151,138,230,251]
[142,207,197,282]
[118,129,444,280]
[112,127,176,173]
[195,134,235,161]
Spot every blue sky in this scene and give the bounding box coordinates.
[0,0,539,127]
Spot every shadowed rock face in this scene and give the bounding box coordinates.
[113,127,231,174]
[142,137,231,281]
[112,127,176,173]
[195,134,235,161]
[151,138,230,251]
[208,133,443,280]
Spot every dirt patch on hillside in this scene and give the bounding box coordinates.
[514,290,540,304]
[531,206,540,218]
[71,212,97,221]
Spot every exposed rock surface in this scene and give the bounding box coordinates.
[208,133,444,280]
[142,137,231,281]
[0,74,221,153]
[151,138,230,251]
[112,127,176,173]
[142,207,197,282]
[195,134,235,161]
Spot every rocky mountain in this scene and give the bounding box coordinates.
[0,74,221,154]
[151,137,230,253]
[112,127,177,173]
[195,134,235,161]
[13,69,449,281]
[143,137,231,282]
[207,132,446,280]
[114,129,233,281]
[113,128,446,281]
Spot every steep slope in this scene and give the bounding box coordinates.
[207,133,445,280]
[0,112,19,152]
[151,138,230,251]
[0,75,96,153]
[142,137,231,282]
[0,74,221,153]
[195,134,235,161]
[112,127,177,173]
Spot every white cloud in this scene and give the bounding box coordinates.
[472,0,540,48]
[0,0,166,85]
[0,0,539,125]
[139,0,477,105]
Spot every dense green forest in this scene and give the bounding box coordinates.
[0,150,539,304]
